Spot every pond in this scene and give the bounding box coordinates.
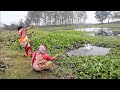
[75,28,107,32]
[66,45,111,56]
[75,28,120,36]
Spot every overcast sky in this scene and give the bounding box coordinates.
[0,11,99,25]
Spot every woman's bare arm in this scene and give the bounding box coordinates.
[52,54,59,60]
[26,25,33,30]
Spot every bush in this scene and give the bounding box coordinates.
[3,24,18,31]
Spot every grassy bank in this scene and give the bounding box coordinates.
[37,23,120,30]
[0,24,120,79]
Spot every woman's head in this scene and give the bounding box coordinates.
[17,26,23,31]
[38,44,47,54]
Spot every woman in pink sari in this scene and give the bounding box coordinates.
[31,44,59,71]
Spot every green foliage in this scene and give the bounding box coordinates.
[3,27,120,79]
[95,11,111,24]
[3,24,18,31]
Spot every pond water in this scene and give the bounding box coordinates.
[75,28,108,32]
[66,46,111,56]
[75,28,120,36]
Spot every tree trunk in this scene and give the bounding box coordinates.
[62,17,63,25]
[101,20,103,24]
[84,19,86,24]
[78,17,79,24]
[71,18,73,24]
[108,18,110,23]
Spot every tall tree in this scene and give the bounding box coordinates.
[95,11,110,24]
[82,11,87,23]
[112,11,120,22]
[25,18,31,27]
[107,11,113,23]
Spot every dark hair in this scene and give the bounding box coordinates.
[17,26,23,31]
[43,44,47,49]
[40,44,47,49]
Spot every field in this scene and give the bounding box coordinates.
[0,23,120,79]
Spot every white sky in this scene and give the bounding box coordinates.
[0,11,28,25]
[0,11,98,25]
[86,11,99,24]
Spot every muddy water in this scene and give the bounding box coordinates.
[66,46,111,56]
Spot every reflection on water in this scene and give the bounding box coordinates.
[66,46,111,56]
[75,28,108,32]
[75,28,120,36]
[89,34,95,36]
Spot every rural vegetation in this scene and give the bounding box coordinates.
[1,11,120,79]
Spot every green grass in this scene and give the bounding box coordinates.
[1,24,120,79]
[36,23,120,30]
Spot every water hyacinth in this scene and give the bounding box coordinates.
[1,26,120,79]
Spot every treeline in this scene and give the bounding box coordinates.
[95,11,120,24]
[3,24,18,30]
[25,11,120,26]
[2,11,120,30]
[25,11,87,26]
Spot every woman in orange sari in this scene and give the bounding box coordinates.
[17,25,33,57]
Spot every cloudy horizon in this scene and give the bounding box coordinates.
[0,11,101,26]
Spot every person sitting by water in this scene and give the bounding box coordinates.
[17,25,33,57]
[31,44,59,71]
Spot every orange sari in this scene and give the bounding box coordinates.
[19,28,32,57]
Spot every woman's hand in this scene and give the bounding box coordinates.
[26,25,33,30]
[30,25,33,27]
[56,54,60,57]
[54,54,60,59]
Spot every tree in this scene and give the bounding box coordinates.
[73,11,87,24]
[3,24,10,30]
[18,19,25,27]
[3,24,17,30]
[112,11,120,22]
[25,18,31,27]
[47,11,53,25]
[95,11,110,24]
[26,11,40,26]
[10,24,17,30]
[26,11,87,26]
[82,11,87,23]
[77,11,83,24]
[107,11,113,23]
